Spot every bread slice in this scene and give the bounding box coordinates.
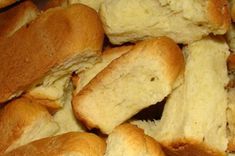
[132,36,230,156]
[0,4,104,103]
[53,82,85,135]
[3,132,106,156]
[105,123,165,156]
[73,45,133,94]
[73,37,184,134]
[0,0,16,9]
[43,0,104,11]
[0,97,59,154]
[0,1,39,38]
[100,0,230,45]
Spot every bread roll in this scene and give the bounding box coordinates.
[132,36,229,156]
[3,132,106,156]
[0,97,59,154]
[100,0,230,45]
[73,37,184,134]
[0,1,39,38]
[105,123,165,156]
[0,4,104,103]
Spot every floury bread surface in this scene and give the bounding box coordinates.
[3,132,106,156]
[0,98,59,154]
[105,124,165,156]
[0,1,39,38]
[133,37,229,156]
[0,4,104,103]
[100,0,230,44]
[73,37,184,134]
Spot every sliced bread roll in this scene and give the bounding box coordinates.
[0,4,104,103]
[0,0,39,38]
[3,132,106,156]
[0,97,59,154]
[105,123,165,156]
[100,0,230,45]
[73,45,133,94]
[73,37,184,134]
[133,36,230,156]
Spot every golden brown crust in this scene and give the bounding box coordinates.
[0,1,39,38]
[4,132,106,156]
[161,139,225,156]
[207,0,231,33]
[0,4,104,103]
[0,97,52,154]
[0,0,16,9]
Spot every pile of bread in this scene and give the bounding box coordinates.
[0,0,235,155]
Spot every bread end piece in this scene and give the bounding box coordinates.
[105,123,165,156]
[0,97,59,154]
[4,132,106,156]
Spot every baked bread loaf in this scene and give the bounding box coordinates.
[100,0,230,45]
[0,4,104,103]
[0,0,16,9]
[105,123,165,156]
[3,132,106,156]
[0,97,59,154]
[74,45,133,94]
[0,0,39,38]
[44,0,104,11]
[73,37,184,134]
[133,36,229,156]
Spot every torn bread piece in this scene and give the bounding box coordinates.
[73,37,184,134]
[53,82,85,135]
[0,97,59,154]
[133,37,230,156]
[0,4,104,103]
[43,0,104,12]
[0,0,39,38]
[73,45,133,94]
[100,0,230,45]
[3,132,106,156]
[0,0,16,9]
[105,123,165,156]
[25,76,71,110]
